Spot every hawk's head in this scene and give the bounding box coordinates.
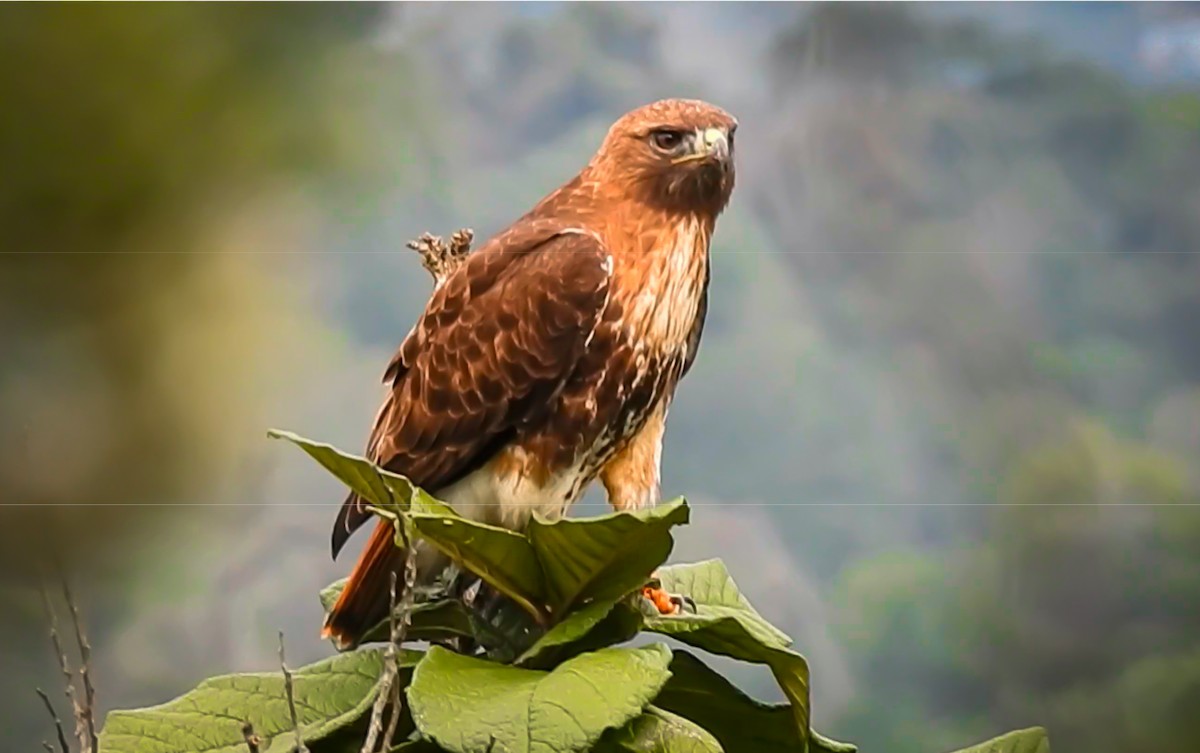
[590,98,737,216]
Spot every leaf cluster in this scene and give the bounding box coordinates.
[94,431,1048,753]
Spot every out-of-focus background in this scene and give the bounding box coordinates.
[3,2,1199,751]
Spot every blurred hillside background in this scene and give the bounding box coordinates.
[3,2,1200,751]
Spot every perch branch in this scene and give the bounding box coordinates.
[241,721,262,753]
[35,688,70,753]
[406,227,473,287]
[278,633,309,753]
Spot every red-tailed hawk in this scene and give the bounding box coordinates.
[325,98,737,648]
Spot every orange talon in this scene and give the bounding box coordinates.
[642,586,680,615]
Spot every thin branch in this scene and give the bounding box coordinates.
[379,570,403,750]
[361,542,418,753]
[241,721,262,753]
[361,572,398,753]
[43,743,56,753]
[41,585,86,753]
[35,688,70,753]
[278,633,309,753]
[61,579,98,753]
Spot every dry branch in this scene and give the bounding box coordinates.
[62,579,99,753]
[38,572,99,753]
[361,538,419,753]
[241,721,262,753]
[35,687,70,753]
[278,633,309,753]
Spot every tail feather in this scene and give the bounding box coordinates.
[322,518,405,650]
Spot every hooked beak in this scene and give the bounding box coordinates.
[672,127,731,167]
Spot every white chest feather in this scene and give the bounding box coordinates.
[436,450,584,529]
[623,217,709,355]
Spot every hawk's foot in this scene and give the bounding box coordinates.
[641,574,697,616]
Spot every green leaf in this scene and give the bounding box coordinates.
[267,429,452,516]
[389,742,451,753]
[810,731,858,753]
[99,648,417,753]
[643,560,811,748]
[945,728,1050,753]
[515,599,639,668]
[655,651,855,753]
[597,706,723,753]
[408,644,673,753]
[527,498,689,616]
[274,430,546,619]
[654,650,803,753]
[409,512,547,620]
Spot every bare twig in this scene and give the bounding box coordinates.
[241,721,262,753]
[361,573,398,753]
[278,633,309,753]
[35,688,70,753]
[61,579,98,753]
[379,571,403,750]
[361,544,418,753]
[41,585,87,753]
[406,228,473,286]
[43,743,56,753]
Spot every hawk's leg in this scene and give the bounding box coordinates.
[600,404,694,615]
[449,569,544,659]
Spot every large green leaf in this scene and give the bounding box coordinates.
[409,512,547,620]
[655,651,856,753]
[655,650,803,753]
[99,648,416,753]
[643,560,811,747]
[596,706,723,753]
[515,598,641,668]
[945,728,1050,753]
[390,742,451,753]
[527,498,689,616]
[408,644,673,753]
[267,429,452,517]
[273,430,547,619]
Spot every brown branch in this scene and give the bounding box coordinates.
[61,579,98,753]
[379,570,403,751]
[278,633,309,753]
[35,688,70,753]
[406,228,473,287]
[361,542,418,753]
[41,585,87,753]
[241,721,262,753]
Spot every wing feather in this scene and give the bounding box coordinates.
[332,225,611,557]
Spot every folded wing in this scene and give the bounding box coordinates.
[331,224,613,557]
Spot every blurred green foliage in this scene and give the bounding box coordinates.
[0,3,403,747]
[0,3,390,575]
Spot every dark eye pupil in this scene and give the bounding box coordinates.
[652,131,681,150]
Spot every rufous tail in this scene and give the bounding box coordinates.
[322,518,406,650]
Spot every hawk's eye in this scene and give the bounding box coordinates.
[649,129,685,153]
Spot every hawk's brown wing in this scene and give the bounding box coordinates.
[331,224,611,557]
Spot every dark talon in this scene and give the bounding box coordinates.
[669,594,697,614]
